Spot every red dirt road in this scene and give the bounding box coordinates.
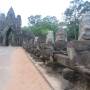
[0,47,52,90]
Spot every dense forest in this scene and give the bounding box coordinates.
[22,0,90,41]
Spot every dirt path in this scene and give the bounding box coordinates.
[0,47,52,90]
[0,47,15,90]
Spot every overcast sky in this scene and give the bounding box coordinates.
[0,0,71,26]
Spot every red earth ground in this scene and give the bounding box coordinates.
[0,47,52,90]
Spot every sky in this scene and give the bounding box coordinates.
[0,0,71,26]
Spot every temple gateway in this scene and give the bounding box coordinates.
[0,7,34,47]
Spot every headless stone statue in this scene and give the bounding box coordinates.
[46,31,54,45]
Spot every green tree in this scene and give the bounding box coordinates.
[28,15,59,38]
[28,15,41,25]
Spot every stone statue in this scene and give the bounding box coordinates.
[78,11,90,40]
[55,28,67,42]
[46,31,54,45]
[55,28,67,51]
[63,12,90,90]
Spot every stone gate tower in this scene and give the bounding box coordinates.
[0,7,22,45]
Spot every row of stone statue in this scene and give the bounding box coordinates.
[46,11,90,44]
[0,7,90,90]
[32,12,90,90]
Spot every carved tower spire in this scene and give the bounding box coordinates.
[6,7,16,28]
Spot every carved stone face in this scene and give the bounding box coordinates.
[78,12,90,40]
[55,29,67,50]
[55,29,67,42]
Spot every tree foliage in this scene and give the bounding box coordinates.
[28,15,59,38]
[23,0,90,41]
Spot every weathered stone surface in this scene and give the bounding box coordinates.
[53,54,69,66]
[78,11,90,40]
[55,40,67,51]
[61,12,90,90]
[6,7,16,28]
[55,28,67,51]
[66,41,90,89]
[55,28,67,42]
[39,43,54,63]
[67,40,90,68]
[0,13,5,31]
[0,7,22,46]
[66,11,90,74]
[16,15,22,30]
[46,31,54,45]
[0,7,35,53]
